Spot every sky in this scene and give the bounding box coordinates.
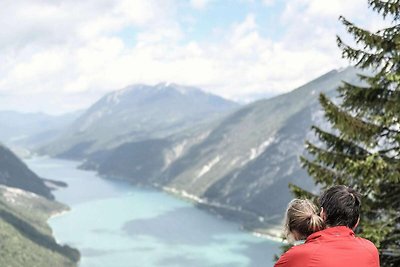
[0,0,389,114]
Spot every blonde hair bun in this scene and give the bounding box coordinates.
[284,198,325,241]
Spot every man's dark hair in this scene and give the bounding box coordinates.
[319,185,361,228]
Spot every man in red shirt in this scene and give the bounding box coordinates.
[274,185,380,267]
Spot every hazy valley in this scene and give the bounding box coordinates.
[0,67,363,266]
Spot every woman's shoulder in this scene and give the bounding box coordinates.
[275,242,321,266]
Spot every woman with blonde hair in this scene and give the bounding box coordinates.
[283,198,324,242]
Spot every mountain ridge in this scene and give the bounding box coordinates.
[0,110,81,149]
[0,144,54,199]
[40,83,239,158]
[79,67,362,230]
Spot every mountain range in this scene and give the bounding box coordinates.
[73,67,362,230]
[40,83,239,158]
[0,111,81,149]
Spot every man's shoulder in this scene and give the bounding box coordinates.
[355,236,379,254]
[356,236,377,246]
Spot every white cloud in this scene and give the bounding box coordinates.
[304,0,366,19]
[0,0,388,114]
[190,0,212,10]
[10,50,65,82]
[0,0,182,113]
[262,0,275,6]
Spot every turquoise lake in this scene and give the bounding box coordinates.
[25,157,281,267]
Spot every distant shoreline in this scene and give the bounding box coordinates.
[250,227,285,243]
[50,209,69,219]
[161,184,284,243]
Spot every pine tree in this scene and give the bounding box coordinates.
[291,1,400,266]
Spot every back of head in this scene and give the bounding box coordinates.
[284,199,324,241]
[319,185,361,229]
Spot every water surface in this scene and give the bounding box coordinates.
[25,157,281,267]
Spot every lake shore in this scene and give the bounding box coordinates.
[161,184,284,243]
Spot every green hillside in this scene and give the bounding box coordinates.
[0,144,79,266]
[0,185,79,267]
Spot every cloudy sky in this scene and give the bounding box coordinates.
[0,0,387,114]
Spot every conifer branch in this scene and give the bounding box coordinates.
[368,0,400,20]
[319,93,382,144]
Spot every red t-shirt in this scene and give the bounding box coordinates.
[274,226,379,267]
